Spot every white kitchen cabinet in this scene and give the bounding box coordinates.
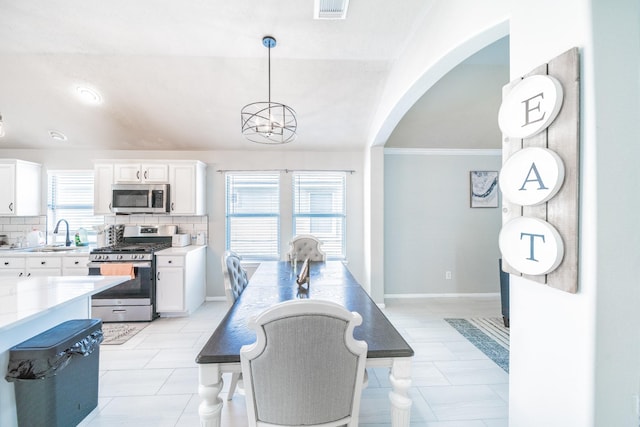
[114,163,169,184]
[94,162,114,215]
[155,246,205,316]
[26,256,62,277]
[0,160,42,216]
[0,257,25,277]
[168,161,206,215]
[62,255,90,276]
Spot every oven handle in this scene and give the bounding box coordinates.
[88,261,152,269]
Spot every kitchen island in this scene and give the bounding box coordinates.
[0,275,130,427]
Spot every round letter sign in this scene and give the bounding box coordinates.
[499,147,565,206]
[499,216,564,275]
[498,75,564,139]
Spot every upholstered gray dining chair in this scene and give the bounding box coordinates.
[222,250,249,308]
[287,234,327,262]
[240,299,368,427]
[220,250,249,400]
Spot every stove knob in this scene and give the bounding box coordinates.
[118,255,123,260]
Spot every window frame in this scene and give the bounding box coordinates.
[225,172,281,261]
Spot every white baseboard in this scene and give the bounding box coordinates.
[384,292,500,299]
[205,296,226,302]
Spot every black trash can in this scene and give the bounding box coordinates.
[498,259,510,328]
[5,319,103,427]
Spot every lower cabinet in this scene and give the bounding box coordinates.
[62,256,90,276]
[0,257,25,277]
[155,246,206,316]
[0,253,90,277]
[26,256,62,277]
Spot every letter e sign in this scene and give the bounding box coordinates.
[498,75,564,139]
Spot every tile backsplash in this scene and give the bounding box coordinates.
[104,214,208,241]
[0,215,208,247]
[0,216,47,246]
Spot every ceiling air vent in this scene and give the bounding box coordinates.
[314,0,350,20]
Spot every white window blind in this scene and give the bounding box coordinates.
[293,172,346,259]
[226,172,280,260]
[47,170,104,243]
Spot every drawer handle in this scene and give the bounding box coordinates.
[4,262,8,266]
[41,261,46,265]
[157,272,160,280]
[74,261,79,265]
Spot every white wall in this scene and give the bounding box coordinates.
[509,0,640,426]
[384,150,502,295]
[0,149,366,300]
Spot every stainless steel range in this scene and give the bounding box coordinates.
[89,225,176,322]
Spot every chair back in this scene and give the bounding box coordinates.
[288,234,327,262]
[221,250,248,307]
[240,299,367,427]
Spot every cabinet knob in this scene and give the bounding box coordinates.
[168,260,172,264]
[74,261,79,265]
[41,261,46,265]
[4,262,8,266]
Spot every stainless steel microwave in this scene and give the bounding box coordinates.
[111,184,170,214]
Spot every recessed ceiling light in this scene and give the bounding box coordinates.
[76,86,102,104]
[49,130,67,141]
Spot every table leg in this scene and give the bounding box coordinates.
[198,364,224,427]
[388,358,412,427]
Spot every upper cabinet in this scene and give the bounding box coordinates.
[114,163,169,184]
[169,161,206,215]
[94,160,206,216]
[0,160,42,216]
[94,163,114,215]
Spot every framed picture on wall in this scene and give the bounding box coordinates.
[470,171,499,208]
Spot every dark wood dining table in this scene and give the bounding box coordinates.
[196,261,414,427]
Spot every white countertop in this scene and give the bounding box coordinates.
[0,246,93,257]
[0,275,129,332]
[156,244,207,255]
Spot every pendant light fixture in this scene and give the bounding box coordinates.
[241,36,297,144]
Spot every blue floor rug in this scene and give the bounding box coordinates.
[445,318,509,372]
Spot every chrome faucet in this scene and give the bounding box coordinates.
[53,219,72,246]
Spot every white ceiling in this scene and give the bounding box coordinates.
[0,0,507,152]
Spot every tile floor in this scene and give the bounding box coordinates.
[79,296,508,426]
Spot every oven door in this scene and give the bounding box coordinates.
[89,261,154,303]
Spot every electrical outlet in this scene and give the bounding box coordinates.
[445,271,452,280]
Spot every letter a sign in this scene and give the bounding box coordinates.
[499,147,565,206]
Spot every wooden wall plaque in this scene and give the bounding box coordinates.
[499,47,580,293]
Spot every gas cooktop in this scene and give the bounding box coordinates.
[91,242,171,253]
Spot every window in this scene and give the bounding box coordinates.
[225,172,280,260]
[47,170,103,244]
[293,172,346,259]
